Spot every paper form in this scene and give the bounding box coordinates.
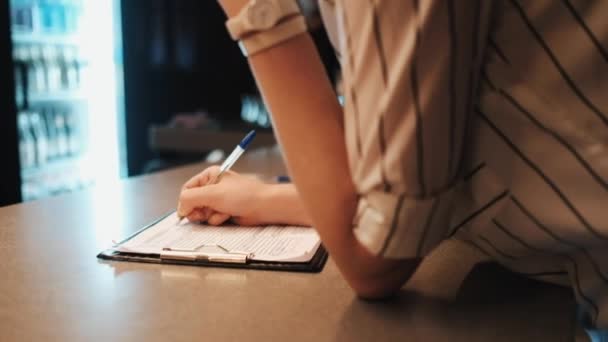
[116,213,321,262]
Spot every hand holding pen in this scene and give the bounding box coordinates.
[177,130,256,224]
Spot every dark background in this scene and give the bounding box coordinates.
[121,0,257,177]
[0,0,338,205]
[0,0,22,205]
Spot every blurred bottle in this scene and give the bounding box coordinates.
[59,46,69,90]
[38,45,49,92]
[13,45,27,108]
[39,0,52,33]
[29,110,48,166]
[241,96,253,123]
[241,95,271,128]
[63,47,79,89]
[57,0,68,34]
[26,45,36,94]
[40,0,65,33]
[11,0,34,33]
[28,45,46,93]
[18,111,36,169]
[64,109,79,156]
[65,0,81,33]
[43,45,62,92]
[72,46,82,88]
[43,108,58,160]
[54,110,69,157]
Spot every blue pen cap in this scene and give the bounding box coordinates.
[239,130,256,149]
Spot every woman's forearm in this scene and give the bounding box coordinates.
[261,183,313,226]
[218,2,418,297]
[248,34,409,295]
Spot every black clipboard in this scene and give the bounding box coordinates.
[97,212,328,273]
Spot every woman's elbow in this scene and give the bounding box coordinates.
[347,259,421,300]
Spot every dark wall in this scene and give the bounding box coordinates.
[121,1,339,177]
[121,0,256,176]
[0,0,22,205]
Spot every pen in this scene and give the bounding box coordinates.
[177,130,257,223]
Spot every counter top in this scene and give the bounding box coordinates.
[0,148,579,341]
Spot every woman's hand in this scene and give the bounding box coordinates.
[177,166,312,227]
[178,166,271,226]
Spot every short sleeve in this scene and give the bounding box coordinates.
[335,0,493,258]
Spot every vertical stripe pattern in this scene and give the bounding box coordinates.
[319,0,608,328]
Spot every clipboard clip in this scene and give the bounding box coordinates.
[160,244,252,264]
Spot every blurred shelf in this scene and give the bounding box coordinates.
[21,155,86,180]
[21,154,94,201]
[21,177,92,202]
[149,124,276,154]
[12,31,82,46]
[16,89,86,104]
[15,90,87,107]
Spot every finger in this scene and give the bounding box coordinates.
[176,199,204,218]
[186,208,207,222]
[182,168,213,190]
[201,207,211,220]
[178,184,226,217]
[182,165,221,190]
[182,171,205,191]
[207,212,231,226]
[187,208,217,223]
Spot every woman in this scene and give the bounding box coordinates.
[178,0,608,334]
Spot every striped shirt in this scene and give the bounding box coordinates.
[319,0,608,329]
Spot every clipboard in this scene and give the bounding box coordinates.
[97,212,328,273]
